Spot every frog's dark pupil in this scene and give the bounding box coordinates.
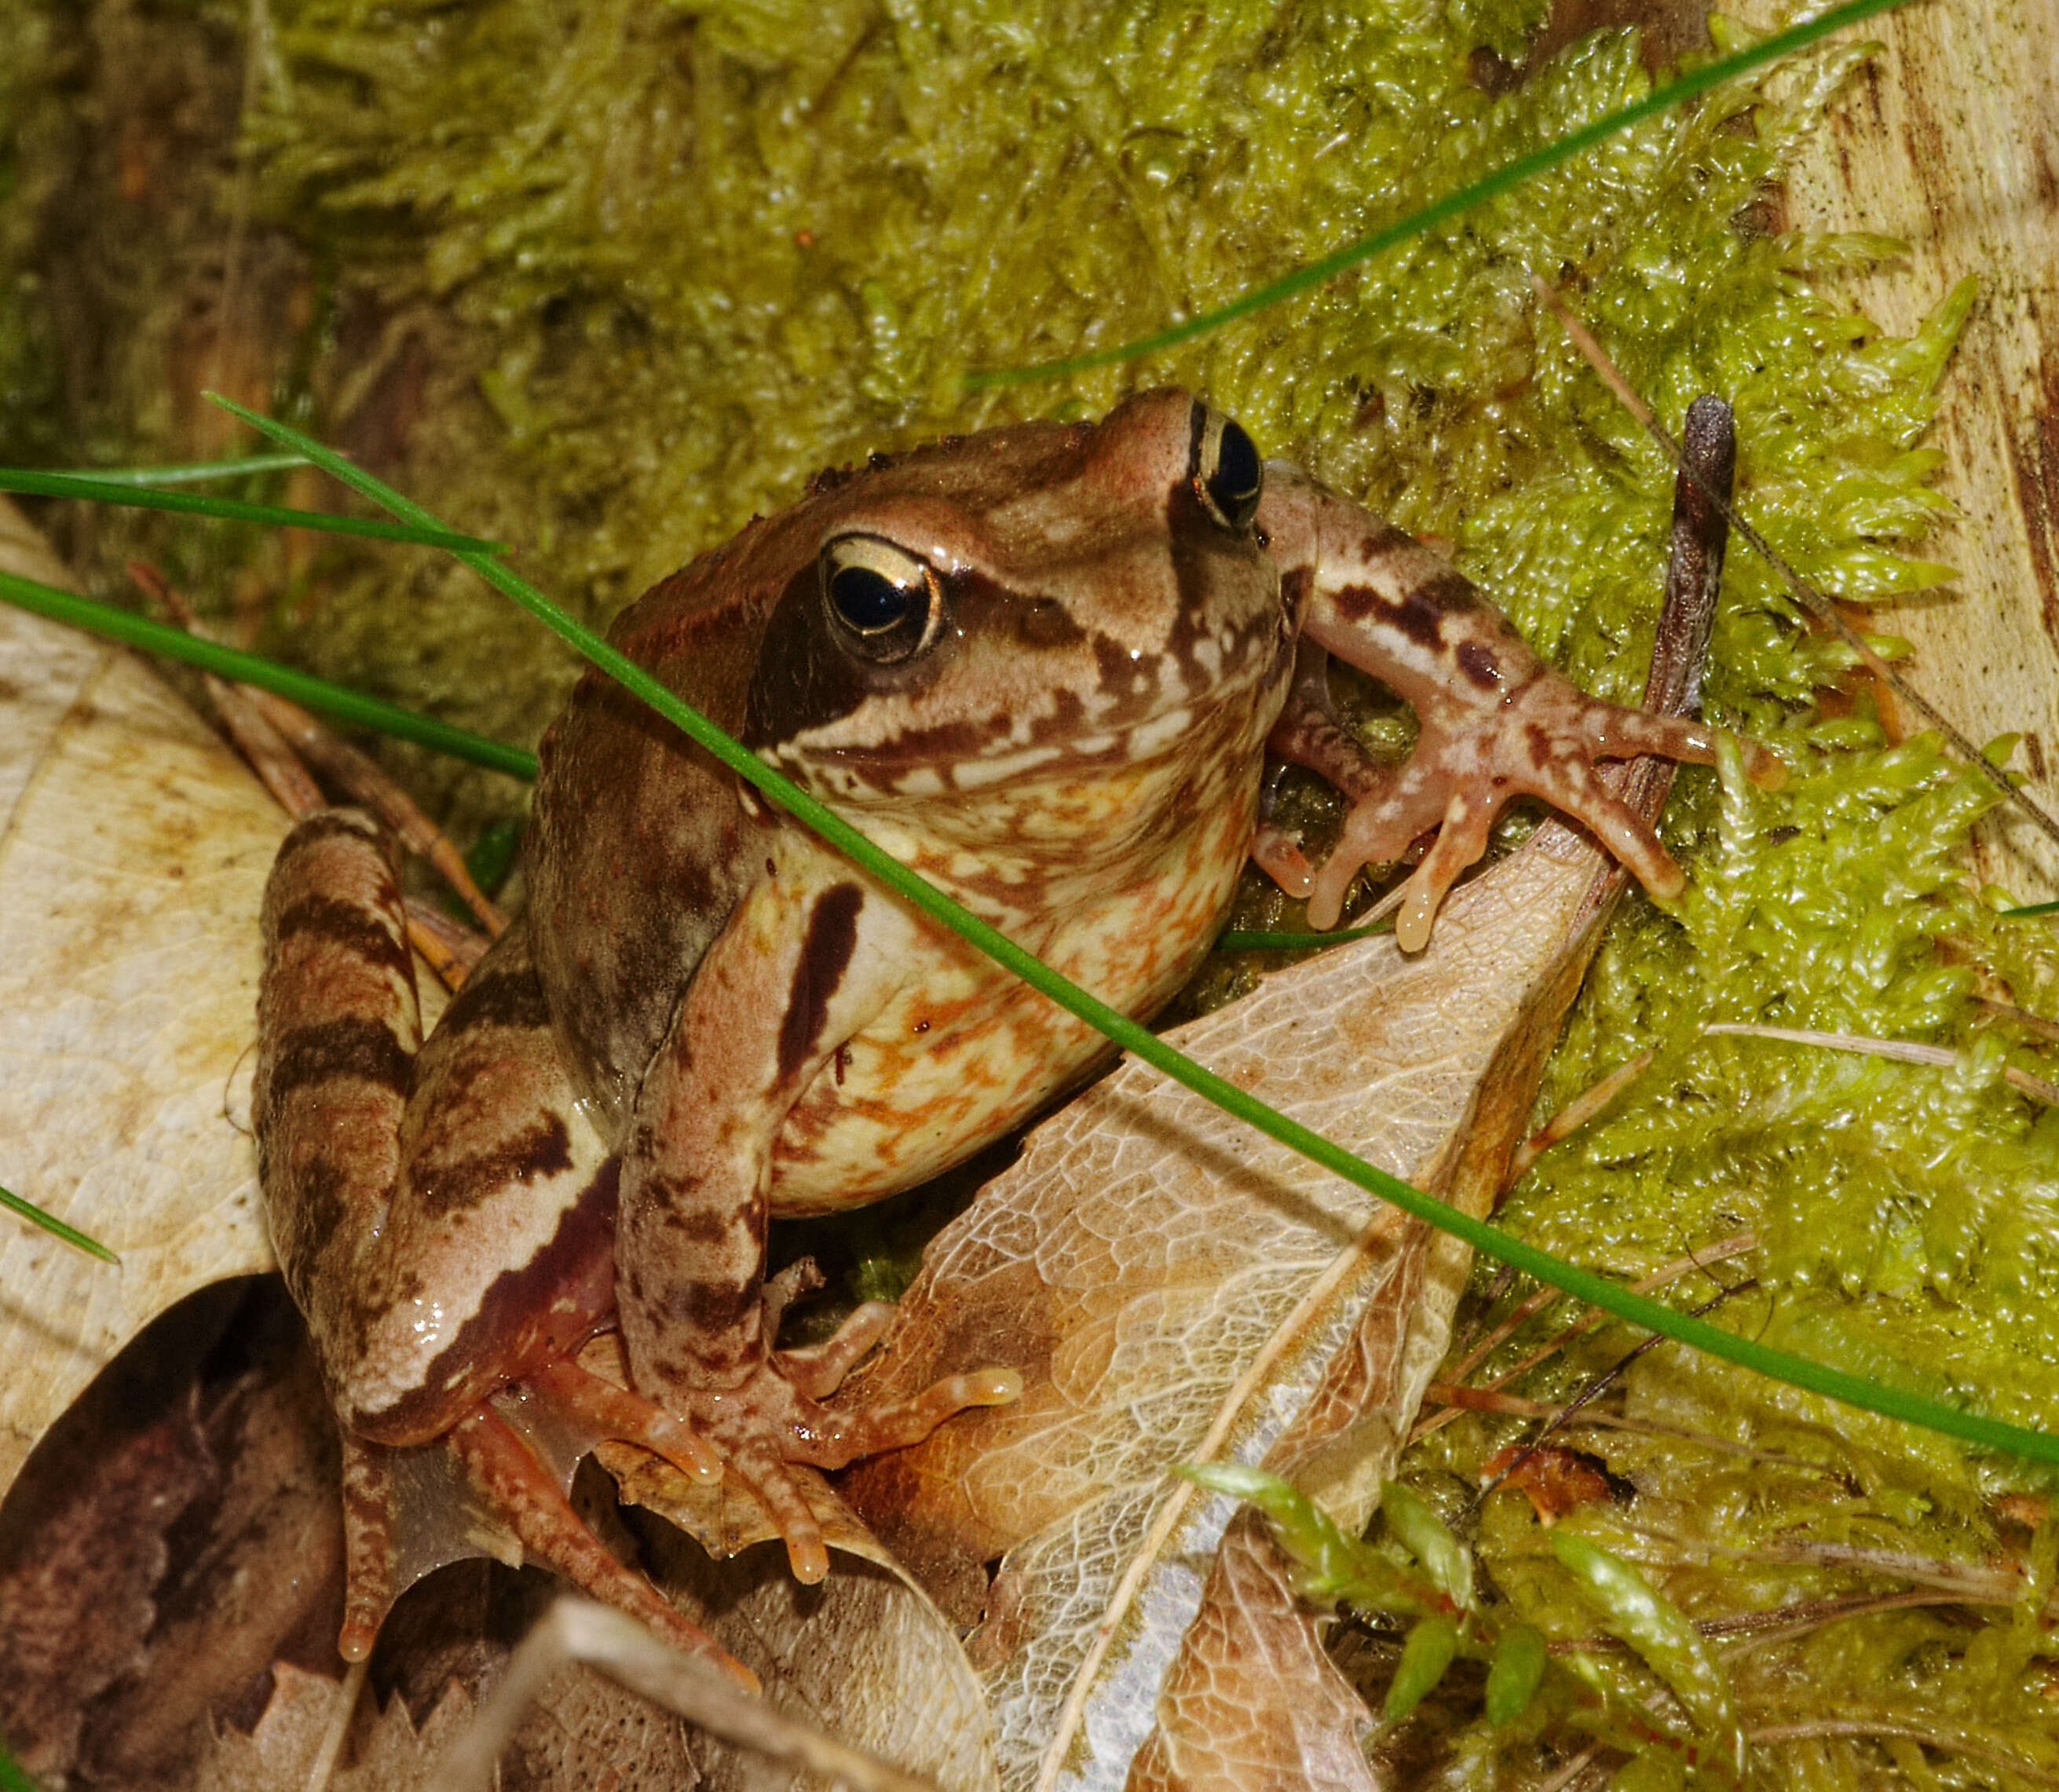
[830,564,913,634]
[1205,419,1262,528]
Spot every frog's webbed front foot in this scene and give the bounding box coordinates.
[688,1307,1019,1583]
[1264,481,1783,951]
[1276,645,1782,949]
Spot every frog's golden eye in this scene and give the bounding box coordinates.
[1191,409,1264,533]
[820,533,946,665]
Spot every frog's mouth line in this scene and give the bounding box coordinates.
[765,682,1278,802]
[764,602,1297,799]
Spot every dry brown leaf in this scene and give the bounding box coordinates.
[837,798,1640,1792]
[194,1662,479,1792]
[0,496,285,1494]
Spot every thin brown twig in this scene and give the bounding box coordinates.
[1973,993,2059,1047]
[1705,1589,1967,1646]
[404,897,493,986]
[1530,270,2059,855]
[1506,1044,1659,1184]
[1413,1231,1758,1442]
[1702,1021,2059,1106]
[236,680,509,936]
[128,560,500,989]
[1531,1746,1603,1792]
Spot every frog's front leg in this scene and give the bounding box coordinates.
[618,872,1019,1584]
[1260,469,1783,949]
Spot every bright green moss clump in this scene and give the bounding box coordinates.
[243,4,1939,775]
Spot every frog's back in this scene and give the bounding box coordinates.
[526,556,778,1134]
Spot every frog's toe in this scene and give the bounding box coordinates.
[774,1299,898,1397]
[834,1365,1025,1456]
[705,1361,1019,1584]
[1531,749,1686,901]
[1570,704,1785,791]
[1305,773,1449,931]
[1392,788,1497,953]
[450,1405,760,1690]
[1250,825,1316,899]
[528,1356,723,1483]
[728,1439,834,1584]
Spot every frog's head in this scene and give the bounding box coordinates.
[741,388,1298,809]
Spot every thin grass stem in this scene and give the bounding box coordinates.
[2,1184,119,1264]
[0,569,537,781]
[0,467,497,551]
[31,452,310,485]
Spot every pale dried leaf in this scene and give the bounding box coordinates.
[1123,1512,1376,1792]
[194,1661,477,1792]
[839,803,1633,1792]
[0,497,285,1495]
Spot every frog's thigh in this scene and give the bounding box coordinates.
[257,810,421,1373]
[616,876,905,1396]
[338,923,617,1441]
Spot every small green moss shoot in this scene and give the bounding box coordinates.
[10,0,2059,1783]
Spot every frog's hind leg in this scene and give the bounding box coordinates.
[258,810,423,1389]
[258,812,736,1676]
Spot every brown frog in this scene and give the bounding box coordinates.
[256,389,1777,1675]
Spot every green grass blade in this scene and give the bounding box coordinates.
[2003,900,2059,919]
[0,1738,39,1792]
[2,1183,119,1264]
[211,391,2059,1472]
[35,453,311,485]
[0,467,499,552]
[0,569,537,781]
[965,0,1915,387]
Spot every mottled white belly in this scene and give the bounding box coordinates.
[765,787,1256,1215]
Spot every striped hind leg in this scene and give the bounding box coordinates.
[254,810,736,1676]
